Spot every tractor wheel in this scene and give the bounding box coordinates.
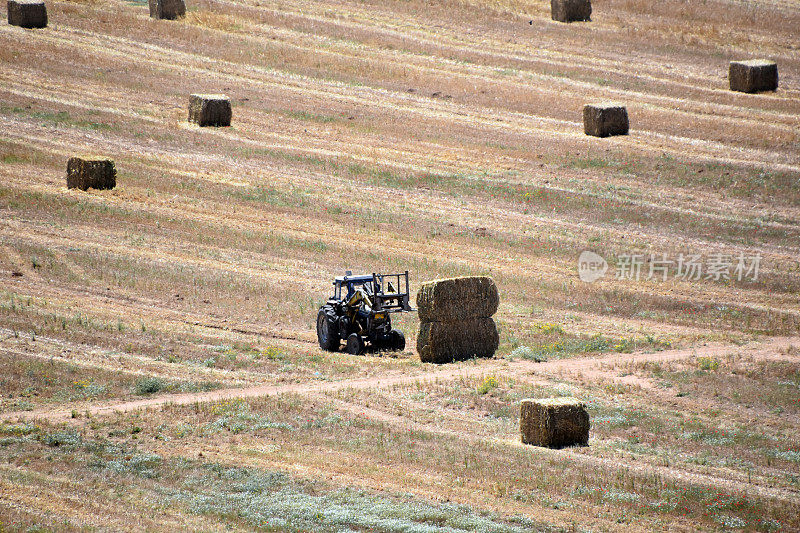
[345,333,364,355]
[316,306,340,351]
[389,329,405,352]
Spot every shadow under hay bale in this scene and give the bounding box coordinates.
[729,60,778,93]
[551,0,591,22]
[520,397,589,448]
[583,103,629,138]
[7,0,47,28]
[66,157,116,191]
[417,318,498,364]
[416,276,499,322]
[149,0,185,20]
[188,94,232,127]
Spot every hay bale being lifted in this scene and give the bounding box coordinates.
[149,0,185,20]
[417,317,499,364]
[7,0,48,28]
[520,397,589,448]
[729,60,778,93]
[416,276,499,322]
[66,157,116,191]
[551,0,591,22]
[188,94,232,127]
[583,103,629,138]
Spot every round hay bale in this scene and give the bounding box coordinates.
[417,318,499,364]
[520,397,590,448]
[66,157,116,191]
[729,60,778,93]
[188,94,232,127]
[7,0,47,29]
[416,276,499,322]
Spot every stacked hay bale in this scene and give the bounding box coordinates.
[149,0,185,20]
[7,0,47,28]
[729,60,778,93]
[583,103,629,137]
[66,157,116,191]
[188,94,232,127]
[551,0,591,22]
[416,276,499,364]
[520,397,589,448]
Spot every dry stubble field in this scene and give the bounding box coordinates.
[1,0,799,530]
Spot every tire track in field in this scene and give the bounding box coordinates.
[4,336,794,422]
[0,341,260,387]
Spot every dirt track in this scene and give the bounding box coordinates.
[6,335,795,422]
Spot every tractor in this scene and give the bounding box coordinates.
[317,271,414,355]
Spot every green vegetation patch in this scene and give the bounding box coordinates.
[1,105,114,132]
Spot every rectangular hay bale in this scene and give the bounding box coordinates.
[551,0,591,22]
[149,0,185,20]
[417,318,498,364]
[66,157,116,191]
[729,60,778,93]
[520,397,589,448]
[7,0,47,28]
[188,94,232,127]
[583,103,629,137]
[416,276,499,322]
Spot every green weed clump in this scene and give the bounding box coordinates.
[477,376,499,395]
[510,346,547,362]
[0,423,39,437]
[106,452,162,479]
[41,430,82,447]
[134,377,165,395]
[697,357,720,371]
[72,379,108,399]
[531,322,564,335]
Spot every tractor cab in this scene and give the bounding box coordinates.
[330,271,414,313]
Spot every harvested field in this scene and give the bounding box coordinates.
[0,0,799,529]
